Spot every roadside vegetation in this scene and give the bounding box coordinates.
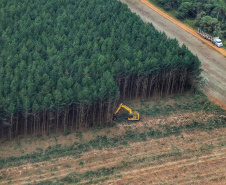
[0,0,225,183]
[149,0,226,48]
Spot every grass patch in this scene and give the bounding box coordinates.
[35,167,116,185]
[79,161,84,166]
[0,92,225,170]
[0,114,224,170]
[34,139,225,185]
[139,92,224,118]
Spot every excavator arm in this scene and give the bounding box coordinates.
[114,103,133,114]
[113,103,139,121]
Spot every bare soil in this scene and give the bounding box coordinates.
[120,0,226,108]
[0,110,225,184]
[0,1,226,184]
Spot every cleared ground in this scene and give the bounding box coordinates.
[0,1,226,183]
[120,0,226,107]
[0,93,225,184]
[1,128,225,184]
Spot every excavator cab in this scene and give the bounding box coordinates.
[128,112,139,120]
[112,103,139,121]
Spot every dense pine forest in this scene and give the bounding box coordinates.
[153,0,226,38]
[0,0,201,139]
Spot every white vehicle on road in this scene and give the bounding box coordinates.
[198,28,223,48]
[214,37,223,47]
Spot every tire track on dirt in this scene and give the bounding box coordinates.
[105,151,226,184]
[1,127,225,184]
[9,148,225,185]
[1,130,224,175]
[1,136,225,185]
[183,171,226,185]
[145,169,226,185]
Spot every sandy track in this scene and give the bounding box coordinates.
[120,0,226,107]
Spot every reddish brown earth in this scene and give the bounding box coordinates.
[0,1,226,184]
[0,111,225,184]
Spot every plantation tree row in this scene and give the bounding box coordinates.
[153,0,226,38]
[0,0,201,139]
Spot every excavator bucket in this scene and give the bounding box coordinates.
[112,114,117,121]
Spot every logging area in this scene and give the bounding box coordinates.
[0,0,202,139]
[0,93,225,184]
[1,0,226,184]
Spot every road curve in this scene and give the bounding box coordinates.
[120,0,226,108]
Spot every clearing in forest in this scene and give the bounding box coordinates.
[0,92,225,184]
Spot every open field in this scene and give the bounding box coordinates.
[0,92,225,184]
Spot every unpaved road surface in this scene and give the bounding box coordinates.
[0,2,226,184]
[120,0,226,107]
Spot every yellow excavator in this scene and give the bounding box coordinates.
[112,103,139,121]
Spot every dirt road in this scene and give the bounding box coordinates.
[120,0,226,107]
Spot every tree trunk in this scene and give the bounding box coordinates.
[76,106,79,130]
[33,113,36,135]
[99,101,102,125]
[56,107,59,134]
[71,105,75,131]
[141,77,148,99]
[9,114,13,140]
[129,75,134,99]
[106,100,111,124]
[123,78,128,100]
[92,102,96,127]
[16,113,19,137]
[135,74,140,99]
[63,107,67,133]
[24,111,28,136]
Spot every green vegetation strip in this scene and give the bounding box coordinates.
[0,112,225,170]
[33,167,119,185]
[0,93,225,169]
[33,140,225,185]
[138,92,225,118]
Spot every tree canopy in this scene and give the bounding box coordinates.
[154,0,226,37]
[0,0,201,137]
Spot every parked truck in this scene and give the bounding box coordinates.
[198,28,223,47]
